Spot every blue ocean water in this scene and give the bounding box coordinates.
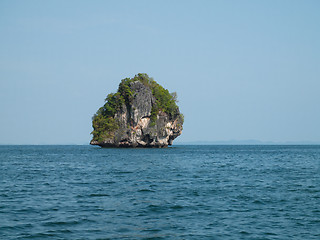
[0,145,319,240]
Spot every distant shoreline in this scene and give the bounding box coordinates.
[1,142,320,146]
[174,141,320,145]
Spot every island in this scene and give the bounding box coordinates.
[90,73,184,148]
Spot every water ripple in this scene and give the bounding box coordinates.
[0,145,319,240]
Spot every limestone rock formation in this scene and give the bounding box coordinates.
[90,73,184,148]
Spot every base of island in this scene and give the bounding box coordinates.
[90,140,170,148]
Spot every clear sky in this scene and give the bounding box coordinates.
[1,0,319,144]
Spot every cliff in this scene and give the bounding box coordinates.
[90,73,184,148]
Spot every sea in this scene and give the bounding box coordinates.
[0,145,319,240]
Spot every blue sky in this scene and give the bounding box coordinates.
[1,0,319,144]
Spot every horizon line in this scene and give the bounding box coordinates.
[1,141,320,146]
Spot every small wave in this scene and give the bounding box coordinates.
[252,199,265,205]
[17,232,57,239]
[191,190,200,196]
[42,220,80,227]
[113,171,134,174]
[141,228,161,233]
[138,189,155,193]
[170,205,184,210]
[116,227,131,233]
[264,232,277,236]
[89,193,110,197]
[239,230,250,235]
[102,181,116,184]
[0,223,33,231]
[147,204,165,213]
[15,207,38,213]
[42,218,94,227]
[48,229,73,234]
[304,188,319,194]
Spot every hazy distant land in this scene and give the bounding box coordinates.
[175,140,320,145]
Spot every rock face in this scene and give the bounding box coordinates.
[90,74,183,148]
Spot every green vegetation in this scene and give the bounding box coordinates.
[132,73,180,122]
[91,73,182,141]
[91,113,118,142]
